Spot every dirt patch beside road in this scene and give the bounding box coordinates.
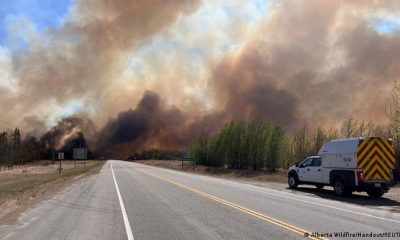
[0,161,105,225]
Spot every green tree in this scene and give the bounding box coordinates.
[266,124,284,170]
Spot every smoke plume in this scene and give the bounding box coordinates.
[2,0,400,157]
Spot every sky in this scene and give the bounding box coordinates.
[373,15,400,34]
[1,0,400,153]
[0,0,275,124]
[0,0,71,44]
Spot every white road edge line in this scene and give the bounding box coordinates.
[137,163,400,224]
[111,161,135,240]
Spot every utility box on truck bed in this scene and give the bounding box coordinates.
[288,137,396,198]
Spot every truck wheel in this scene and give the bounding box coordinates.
[288,174,298,189]
[367,190,384,198]
[315,184,324,191]
[333,179,349,196]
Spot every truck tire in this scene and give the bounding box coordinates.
[367,190,384,198]
[333,179,350,196]
[288,174,298,189]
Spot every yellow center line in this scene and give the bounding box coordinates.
[131,166,329,240]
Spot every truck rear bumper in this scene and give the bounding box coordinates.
[356,182,392,193]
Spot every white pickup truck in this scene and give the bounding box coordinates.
[288,137,396,198]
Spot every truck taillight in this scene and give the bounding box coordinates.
[357,171,364,182]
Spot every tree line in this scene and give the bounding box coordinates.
[189,116,284,170]
[0,129,41,166]
[188,117,399,180]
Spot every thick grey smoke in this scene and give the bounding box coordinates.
[206,0,400,129]
[94,91,186,157]
[39,116,95,149]
[0,0,201,126]
[210,46,299,126]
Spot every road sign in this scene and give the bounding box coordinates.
[58,152,64,160]
[73,148,87,160]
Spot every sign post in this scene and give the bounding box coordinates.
[58,152,64,175]
[179,157,196,172]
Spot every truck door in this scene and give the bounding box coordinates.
[299,157,323,183]
[298,158,313,181]
[308,158,323,183]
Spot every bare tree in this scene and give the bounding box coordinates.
[340,118,357,138]
[388,80,400,179]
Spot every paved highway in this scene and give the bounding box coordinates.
[1,160,399,240]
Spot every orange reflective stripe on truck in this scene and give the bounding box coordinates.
[357,137,395,181]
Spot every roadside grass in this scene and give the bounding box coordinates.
[0,161,104,203]
[135,160,287,183]
[0,161,105,223]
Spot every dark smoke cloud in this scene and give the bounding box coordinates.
[39,116,95,150]
[95,91,186,158]
[97,91,157,145]
[59,132,88,159]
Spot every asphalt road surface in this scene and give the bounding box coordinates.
[1,160,400,240]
